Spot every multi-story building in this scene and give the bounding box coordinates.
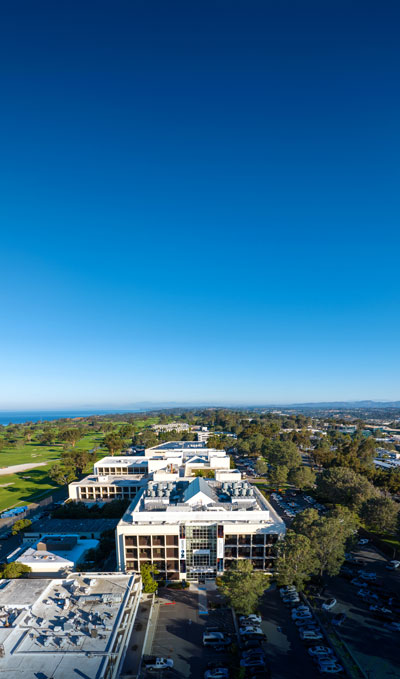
[69,442,232,503]
[116,476,285,582]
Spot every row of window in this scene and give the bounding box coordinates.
[125,548,179,559]
[125,560,179,572]
[225,534,278,545]
[96,467,145,475]
[125,535,178,547]
[224,546,276,558]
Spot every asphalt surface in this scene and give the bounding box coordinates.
[318,545,400,679]
[145,586,236,679]
[259,586,321,679]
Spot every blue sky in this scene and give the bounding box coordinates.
[1,1,400,408]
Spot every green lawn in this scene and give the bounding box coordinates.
[0,432,106,513]
[0,465,59,512]
[0,441,61,469]
[0,420,155,514]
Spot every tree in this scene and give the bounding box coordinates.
[269,465,288,486]
[292,508,320,536]
[0,562,31,578]
[38,428,58,445]
[361,496,399,534]
[288,466,316,490]
[219,560,268,614]
[255,458,268,476]
[263,440,301,471]
[11,519,32,535]
[104,433,124,456]
[275,531,318,590]
[60,428,81,448]
[49,463,76,486]
[61,448,94,475]
[141,563,159,593]
[316,467,378,510]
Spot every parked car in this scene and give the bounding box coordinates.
[386,560,400,570]
[308,647,335,658]
[205,668,230,679]
[300,630,324,641]
[239,614,262,625]
[322,599,337,611]
[317,661,344,674]
[332,613,346,626]
[359,570,377,581]
[143,657,174,671]
[358,538,369,546]
[283,595,300,605]
[292,610,312,620]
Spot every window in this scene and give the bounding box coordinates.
[252,534,264,545]
[125,536,137,547]
[193,554,210,567]
[224,546,237,558]
[139,548,151,559]
[166,560,179,571]
[225,535,237,546]
[238,535,250,545]
[139,536,151,546]
[152,536,165,546]
[166,535,179,546]
[166,547,179,558]
[238,547,251,558]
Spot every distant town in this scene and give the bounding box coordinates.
[0,406,399,678]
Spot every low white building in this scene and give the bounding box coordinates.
[0,572,141,679]
[7,535,99,574]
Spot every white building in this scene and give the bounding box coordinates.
[116,476,285,583]
[152,422,190,432]
[0,572,141,679]
[7,535,99,574]
[69,442,232,503]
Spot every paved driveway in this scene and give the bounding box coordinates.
[146,586,235,679]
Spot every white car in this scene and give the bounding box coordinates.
[386,560,400,570]
[144,657,174,671]
[308,646,335,658]
[317,662,344,674]
[283,595,300,605]
[358,538,369,546]
[300,629,323,641]
[204,670,229,679]
[239,626,263,635]
[322,598,337,611]
[239,614,262,625]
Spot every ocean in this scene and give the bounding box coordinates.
[0,409,145,425]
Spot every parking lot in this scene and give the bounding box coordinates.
[144,586,236,679]
[269,490,326,525]
[317,544,400,679]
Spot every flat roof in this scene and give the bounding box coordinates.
[0,573,140,679]
[71,475,145,486]
[95,456,148,466]
[26,518,119,534]
[16,539,98,567]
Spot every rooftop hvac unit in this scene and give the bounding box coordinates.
[151,490,156,497]
[157,489,163,497]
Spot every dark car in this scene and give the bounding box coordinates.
[0,532,12,540]
[332,613,346,626]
